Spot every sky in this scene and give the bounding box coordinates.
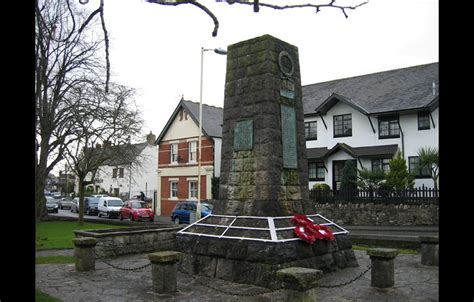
[82,0,438,142]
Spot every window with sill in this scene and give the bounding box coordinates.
[305,121,317,140]
[170,181,178,198]
[408,156,431,178]
[188,181,198,199]
[418,111,430,130]
[378,116,400,139]
[189,141,197,162]
[309,162,325,181]
[170,143,178,164]
[334,114,352,137]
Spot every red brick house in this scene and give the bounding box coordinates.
[155,99,223,216]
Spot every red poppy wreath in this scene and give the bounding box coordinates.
[291,214,335,244]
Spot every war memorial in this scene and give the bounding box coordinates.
[176,34,359,289]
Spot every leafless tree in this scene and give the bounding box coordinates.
[62,83,143,225]
[35,0,109,221]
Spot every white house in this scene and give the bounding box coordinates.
[303,63,439,189]
[86,132,159,204]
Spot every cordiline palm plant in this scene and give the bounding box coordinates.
[417,147,439,191]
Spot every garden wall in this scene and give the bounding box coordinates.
[74,225,183,257]
[315,202,438,226]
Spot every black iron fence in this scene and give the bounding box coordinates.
[309,185,439,205]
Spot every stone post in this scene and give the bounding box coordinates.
[419,236,439,266]
[366,248,398,288]
[73,237,98,272]
[276,267,323,301]
[148,251,183,293]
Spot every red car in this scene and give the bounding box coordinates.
[119,200,155,222]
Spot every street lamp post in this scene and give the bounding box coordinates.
[197,47,227,220]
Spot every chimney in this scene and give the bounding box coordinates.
[146,131,156,145]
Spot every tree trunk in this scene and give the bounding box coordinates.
[35,173,48,222]
[35,150,50,222]
[78,178,85,225]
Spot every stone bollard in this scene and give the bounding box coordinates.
[73,237,98,272]
[148,251,183,293]
[366,248,398,288]
[419,236,439,266]
[276,267,323,302]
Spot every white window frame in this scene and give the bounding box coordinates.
[188,141,197,163]
[170,143,178,164]
[170,181,178,199]
[188,180,198,200]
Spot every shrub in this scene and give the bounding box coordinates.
[340,160,357,193]
[385,151,415,190]
[312,183,330,191]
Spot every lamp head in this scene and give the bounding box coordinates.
[214,48,227,55]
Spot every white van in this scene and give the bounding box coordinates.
[97,196,124,219]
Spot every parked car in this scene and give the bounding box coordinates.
[119,200,154,222]
[98,196,124,219]
[58,197,74,210]
[46,197,59,213]
[170,201,213,224]
[70,197,100,215]
[51,192,62,199]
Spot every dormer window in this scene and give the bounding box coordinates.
[418,111,430,130]
[334,114,352,137]
[378,115,400,139]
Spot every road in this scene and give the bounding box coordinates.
[49,208,174,225]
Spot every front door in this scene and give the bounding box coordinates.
[332,160,357,190]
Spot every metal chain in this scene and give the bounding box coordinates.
[177,267,281,297]
[315,264,372,288]
[93,248,151,271]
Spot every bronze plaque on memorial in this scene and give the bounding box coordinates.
[234,119,253,151]
[281,105,297,168]
[280,79,295,100]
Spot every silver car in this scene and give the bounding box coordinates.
[46,197,59,213]
[58,197,74,210]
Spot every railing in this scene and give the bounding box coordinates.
[309,185,439,205]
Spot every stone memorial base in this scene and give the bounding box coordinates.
[177,232,358,289]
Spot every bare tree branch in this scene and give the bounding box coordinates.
[226,0,370,18]
[145,0,220,37]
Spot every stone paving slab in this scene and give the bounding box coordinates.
[35,250,438,301]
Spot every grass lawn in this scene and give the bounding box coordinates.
[35,289,62,302]
[36,221,127,250]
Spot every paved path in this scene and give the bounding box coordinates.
[36,249,438,301]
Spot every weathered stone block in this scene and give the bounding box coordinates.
[336,234,352,250]
[196,255,217,277]
[343,249,359,267]
[333,251,348,268]
[277,267,323,291]
[225,241,248,260]
[420,236,439,266]
[215,258,234,281]
[207,239,228,258]
[367,248,398,288]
